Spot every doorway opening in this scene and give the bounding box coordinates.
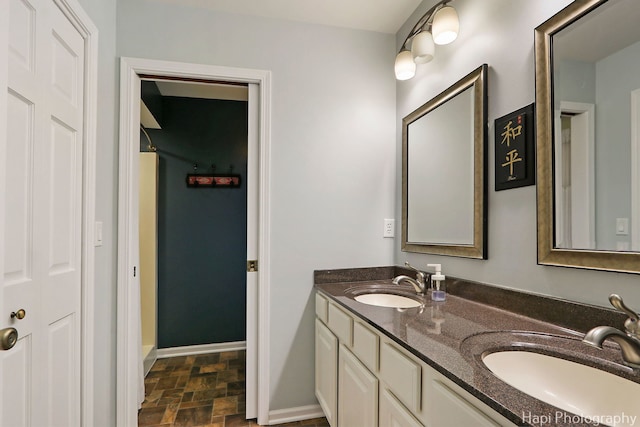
[138,78,249,374]
[118,58,272,426]
[554,101,595,249]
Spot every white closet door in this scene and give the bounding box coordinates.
[1,0,85,425]
[245,82,259,419]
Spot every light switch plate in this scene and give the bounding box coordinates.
[616,218,629,236]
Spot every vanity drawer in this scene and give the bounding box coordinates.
[379,342,422,413]
[353,321,379,372]
[315,293,329,324]
[327,303,353,346]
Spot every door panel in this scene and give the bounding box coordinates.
[4,91,33,285]
[49,118,77,273]
[2,336,32,426]
[48,314,76,426]
[9,0,35,72]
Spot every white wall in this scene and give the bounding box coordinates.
[395,0,640,310]
[594,41,640,249]
[74,0,119,425]
[116,0,397,411]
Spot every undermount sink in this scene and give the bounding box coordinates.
[483,351,640,426]
[354,293,422,308]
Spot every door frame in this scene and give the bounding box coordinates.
[0,0,98,424]
[117,57,272,425]
[554,101,595,249]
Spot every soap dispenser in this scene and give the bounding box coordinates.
[427,264,446,301]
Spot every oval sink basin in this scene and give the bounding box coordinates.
[483,351,640,425]
[354,293,421,308]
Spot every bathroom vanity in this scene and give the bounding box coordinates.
[314,267,639,427]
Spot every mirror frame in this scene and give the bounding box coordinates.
[402,64,488,259]
[535,0,640,273]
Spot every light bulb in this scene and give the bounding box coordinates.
[394,50,416,80]
[432,5,459,45]
[411,31,435,64]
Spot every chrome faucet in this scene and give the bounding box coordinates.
[583,294,640,369]
[392,262,428,295]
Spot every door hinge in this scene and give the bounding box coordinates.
[133,266,137,277]
[247,260,258,272]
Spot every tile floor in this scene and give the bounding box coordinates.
[138,350,329,427]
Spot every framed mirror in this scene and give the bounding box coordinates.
[536,0,640,273]
[402,64,488,259]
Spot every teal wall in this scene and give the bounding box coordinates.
[145,96,248,347]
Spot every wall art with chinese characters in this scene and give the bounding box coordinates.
[494,103,535,191]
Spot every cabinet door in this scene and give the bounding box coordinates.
[316,319,338,426]
[380,389,423,427]
[380,342,421,413]
[338,345,378,427]
[428,380,500,427]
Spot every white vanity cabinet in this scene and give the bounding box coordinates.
[315,292,517,427]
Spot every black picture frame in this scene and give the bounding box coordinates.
[495,103,536,191]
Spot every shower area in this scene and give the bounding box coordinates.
[138,79,249,372]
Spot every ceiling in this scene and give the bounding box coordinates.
[156,0,423,34]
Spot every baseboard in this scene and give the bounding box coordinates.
[142,345,157,376]
[268,404,325,425]
[156,341,246,358]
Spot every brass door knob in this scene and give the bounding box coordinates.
[0,327,18,350]
[11,309,26,320]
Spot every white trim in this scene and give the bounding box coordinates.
[631,89,640,251]
[156,341,247,358]
[0,3,7,424]
[117,57,272,426]
[268,404,325,425]
[143,346,157,376]
[117,60,143,427]
[52,1,99,425]
[257,68,273,427]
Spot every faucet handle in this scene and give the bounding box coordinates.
[609,294,640,336]
[404,262,426,285]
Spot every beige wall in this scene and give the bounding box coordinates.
[139,152,158,352]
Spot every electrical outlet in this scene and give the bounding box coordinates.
[384,219,395,238]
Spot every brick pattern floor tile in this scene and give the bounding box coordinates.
[138,351,329,427]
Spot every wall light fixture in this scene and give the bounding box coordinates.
[395,0,459,80]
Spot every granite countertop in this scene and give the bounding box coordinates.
[314,267,640,427]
